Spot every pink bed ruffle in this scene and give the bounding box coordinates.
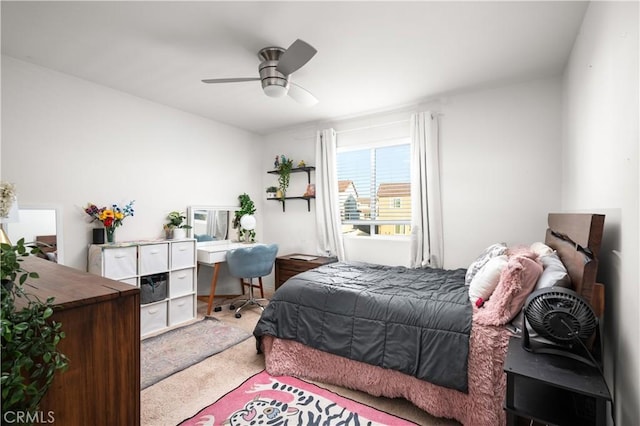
[262,315,511,426]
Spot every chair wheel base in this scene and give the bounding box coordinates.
[229,305,236,310]
[235,313,242,318]
[214,306,222,312]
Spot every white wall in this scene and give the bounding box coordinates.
[259,124,320,266]
[562,2,639,424]
[439,78,563,267]
[261,77,563,273]
[1,56,263,272]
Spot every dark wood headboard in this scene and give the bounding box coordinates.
[35,235,57,254]
[547,213,605,258]
[544,213,605,316]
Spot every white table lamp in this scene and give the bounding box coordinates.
[240,214,256,231]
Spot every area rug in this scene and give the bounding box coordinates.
[141,317,252,389]
[178,370,418,425]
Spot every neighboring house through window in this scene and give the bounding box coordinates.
[336,140,411,236]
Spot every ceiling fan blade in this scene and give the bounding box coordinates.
[288,82,318,106]
[276,39,317,76]
[201,77,260,84]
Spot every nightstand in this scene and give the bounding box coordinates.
[503,337,611,426]
[274,253,337,289]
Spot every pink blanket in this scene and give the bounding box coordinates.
[262,318,510,426]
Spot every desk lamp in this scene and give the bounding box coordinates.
[240,214,256,243]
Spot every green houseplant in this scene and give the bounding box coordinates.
[233,193,256,242]
[266,186,278,199]
[163,211,192,239]
[277,158,294,198]
[1,239,68,421]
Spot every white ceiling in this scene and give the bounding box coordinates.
[1,1,588,135]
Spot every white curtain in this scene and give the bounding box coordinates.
[315,128,345,260]
[410,112,444,268]
[206,210,228,240]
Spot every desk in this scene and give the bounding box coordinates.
[197,241,257,315]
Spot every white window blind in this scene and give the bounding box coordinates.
[336,139,412,236]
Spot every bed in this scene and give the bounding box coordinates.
[254,213,605,426]
[35,234,58,263]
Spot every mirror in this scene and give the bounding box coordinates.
[187,205,239,244]
[5,204,64,264]
[187,205,241,298]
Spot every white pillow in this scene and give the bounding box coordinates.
[510,252,571,335]
[530,242,553,257]
[536,252,571,289]
[465,243,507,286]
[469,255,508,306]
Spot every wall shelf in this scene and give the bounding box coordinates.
[267,166,316,212]
[267,166,315,184]
[268,196,315,212]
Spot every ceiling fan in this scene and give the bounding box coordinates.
[202,39,318,106]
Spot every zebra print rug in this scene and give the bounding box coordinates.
[178,370,417,426]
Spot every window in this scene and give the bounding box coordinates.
[336,140,411,236]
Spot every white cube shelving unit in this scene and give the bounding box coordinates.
[88,239,197,338]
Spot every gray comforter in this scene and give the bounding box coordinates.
[254,261,472,392]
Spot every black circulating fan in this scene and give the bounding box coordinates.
[522,287,599,366]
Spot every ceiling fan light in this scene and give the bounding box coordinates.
[263,84,288,98]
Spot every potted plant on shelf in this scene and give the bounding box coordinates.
[164,211,192,239]
[266,186,278,199]
[277,157,294,199]
[232,193,256,242]
[1,239,69,420]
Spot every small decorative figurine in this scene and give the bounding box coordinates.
[304,183,316,197]
[274,156,280,168]
[298,160,306,167]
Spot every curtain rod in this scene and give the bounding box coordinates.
[335,118,410,135]
[334,112,441,135]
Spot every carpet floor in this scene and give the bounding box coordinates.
[141,317,252,389]
[140,299,459,426]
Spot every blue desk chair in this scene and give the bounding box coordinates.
[226,243,278,318]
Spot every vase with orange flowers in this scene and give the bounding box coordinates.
[85,201,135,243]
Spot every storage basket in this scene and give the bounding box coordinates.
[140,273,167,304]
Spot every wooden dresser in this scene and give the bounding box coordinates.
[18,256,140,426]
[275,253,337,289]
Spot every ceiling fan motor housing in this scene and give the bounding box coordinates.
[258,47,289,97]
